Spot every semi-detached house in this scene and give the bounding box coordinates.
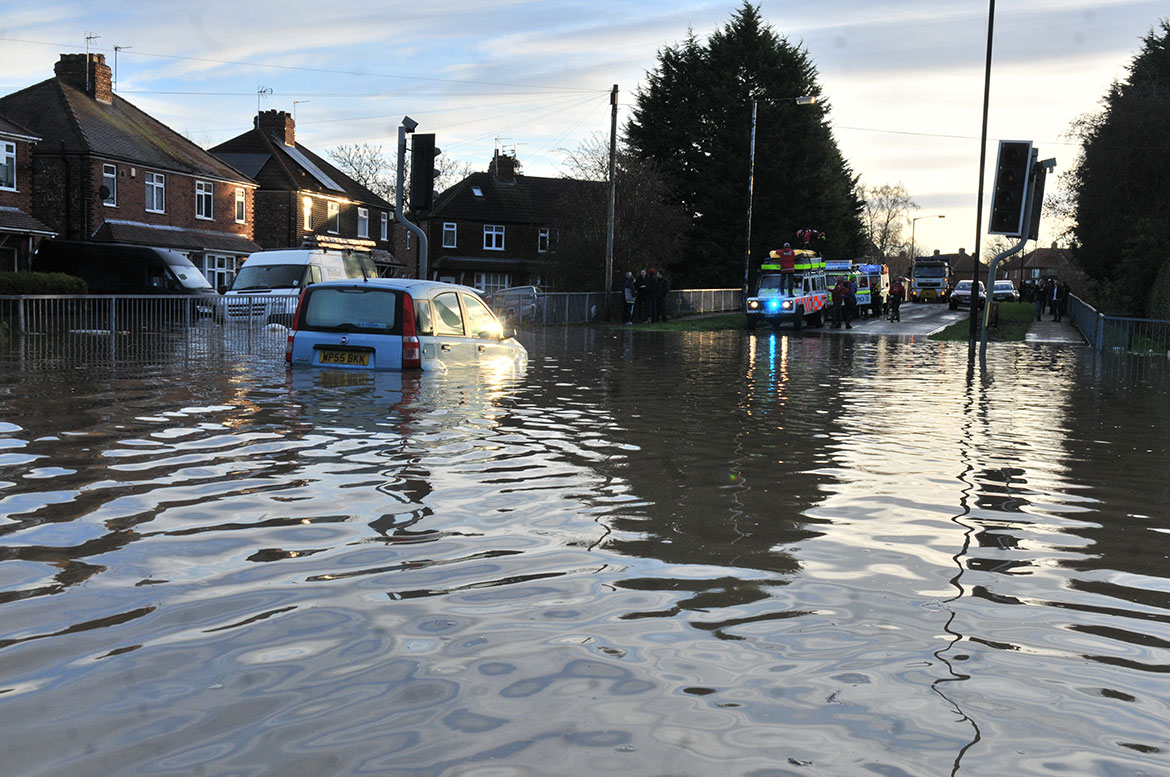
[0,53,260,291]
[0,115,56,271]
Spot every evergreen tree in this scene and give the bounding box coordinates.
[1069,19,1170,316]
[626,2,864,287]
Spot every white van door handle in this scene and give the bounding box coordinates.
[441,343,452,352]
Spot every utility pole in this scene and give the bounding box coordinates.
[605,85,618,312]
[743,98,758,295]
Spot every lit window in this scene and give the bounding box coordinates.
[102,163,117,205]
[380,212,388,241]
[196,180,213,220]
[358,207,369,238]
[327,201,339,234]
[303,196,313,231]
[484,224,504,251]
[0,142,14,190]
[443,222,457,248]
[235,188,246,223]
[145,172,166,213]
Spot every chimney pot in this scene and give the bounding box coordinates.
[256,110,296,146]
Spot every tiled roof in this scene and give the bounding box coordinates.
[0,114,38,140]
[210,127,392,208]
[0,78,253,183]
[430,172,604,224]
[92,220,260,254]
[0,206,55,236]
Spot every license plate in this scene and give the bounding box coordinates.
[318,350,370,366]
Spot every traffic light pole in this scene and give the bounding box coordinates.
[979,153,1055,364]
[396,120,429,280]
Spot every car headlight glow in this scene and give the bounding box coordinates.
[748,300,759,310]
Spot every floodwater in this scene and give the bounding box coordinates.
[1,327,1169,777]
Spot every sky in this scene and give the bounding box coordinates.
[1,0,1166,256]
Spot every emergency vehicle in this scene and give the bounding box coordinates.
[745,249,829,330]
[909,257,953,303]
[825,259,866,309]
[857,263,890,317]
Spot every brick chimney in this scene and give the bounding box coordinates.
[256,110,296,146]
[490,151,518,184]
[54,53,113,104]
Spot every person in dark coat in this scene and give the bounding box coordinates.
[622,271,636,324]
[651,269,669,323]
[888,276,905,321]
[1051,280,1066,322]
[634,270,650,323]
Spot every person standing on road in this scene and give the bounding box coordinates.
[1036,279,1051,321]
[843,275,857,329]
[623,271,636,324]
[1051,280,1066,323]
[830,276,846,328]
[889,276,905,321]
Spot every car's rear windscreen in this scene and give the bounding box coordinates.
[303,288,400,333]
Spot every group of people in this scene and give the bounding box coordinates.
[623,268,670,324]
[1033,278,1070,322]
[826,274,906,328]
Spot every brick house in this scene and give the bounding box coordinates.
[0,53,261,291]
[211,111,404,277]
[0,115,56,271]
[398,151,604,292]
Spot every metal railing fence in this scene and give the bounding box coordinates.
[1068,295,1170,355]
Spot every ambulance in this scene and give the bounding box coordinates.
[744,249,829,330]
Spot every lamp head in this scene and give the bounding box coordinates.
[401,116,419,133]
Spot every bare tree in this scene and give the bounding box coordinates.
[435,153,475,196]
[859,182,916,260]
[325,143,396,203]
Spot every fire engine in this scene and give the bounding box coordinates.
[745,249,829,330]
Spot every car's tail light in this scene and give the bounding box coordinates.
[401,292,421,369]
[285,289,308,363]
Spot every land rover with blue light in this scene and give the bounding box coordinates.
[744,250,829,330]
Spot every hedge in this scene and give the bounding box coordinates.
[0,271,89,295]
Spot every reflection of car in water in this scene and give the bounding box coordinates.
[287,278,528,371]
[744,251,828,330]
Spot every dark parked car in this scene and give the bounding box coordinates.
[992,280,1019,302]
[949,280,986,310]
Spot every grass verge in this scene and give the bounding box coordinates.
[930,302,1034,342]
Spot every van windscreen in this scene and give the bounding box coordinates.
[304,288,399,333]
[232,264,306,290]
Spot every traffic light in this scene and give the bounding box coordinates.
[409,133,440,212]
[988,140,1033,236]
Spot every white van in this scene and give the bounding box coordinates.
[223,248,378,325]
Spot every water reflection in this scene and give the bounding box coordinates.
[0,332,1168,776]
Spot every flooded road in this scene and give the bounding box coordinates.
[1,328,1168,776]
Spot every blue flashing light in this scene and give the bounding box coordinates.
[767,299,781,311]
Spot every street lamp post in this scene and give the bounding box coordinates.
[910,214,945,266]
[743,95,818,295]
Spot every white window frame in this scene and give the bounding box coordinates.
[538,227,551,253]
[303,196,312,231]
[102,163,117,205]
[357,207,369,238]
[0,142,14,191]
[483,224,505,251]
[234,188,246,223]
[145,172,166,213]
[474,272,510,294]
[380,212,389,241]
[195,180,213,220]
[443,222,457,248]
[327,201,340,234]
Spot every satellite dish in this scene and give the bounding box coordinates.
[97,185,111,200]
